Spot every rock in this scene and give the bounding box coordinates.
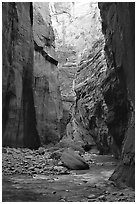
[29,167,35,170]
[43,153,51,159]
[112,192,117,196]
[70,34,110,155]
[53,166,65,171]
[37,147,45,155]
[98,195,107,201]
[99,2,135,188]
[2,3,40,149]
[58,138,85,154]
[50,150,62,160]
[25,155,33,159]
[96,162,103,166]
[60,198,66,202]
[118,197,127,201]
[61,148,89,170]
[119,192,124,196]
[50,3,109,152]
[87,194,96,199]
[33,2,63,145]
[88,199,97,202]
[83,180,88,183]
[58,161,63,166]
[2,148,7,153]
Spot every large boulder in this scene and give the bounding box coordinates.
[61,148,89,170]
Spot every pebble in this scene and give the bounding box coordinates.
[98,195,107,201]
[88,199,97,202]
[25,155,33,159]
[119,192,124,196]
[87,194,96,199]
[81,198,88,202]
[37,147,45,155]
[2,148,7,153]
[83,180,88,183]
[118,197,126,201]
[58,161,63,166]
[105,191,109,194]
[60,199,66,202]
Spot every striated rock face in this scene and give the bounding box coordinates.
[50,2,102,104]
[98,2,135,188]
[74,38,110,154]
[33,3,63,144]
[50,2,110,150]
[2,3,40,149]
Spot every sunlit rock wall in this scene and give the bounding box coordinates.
[50,2,102,102]
[2,3,40,149]
[74,38,109,152]
[99,2,135,188]
[33,2,63,144]
[50,2,116,151]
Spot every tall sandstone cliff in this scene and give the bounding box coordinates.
[50,2,109,150]
[33,3,63,144]
[2,3,64,148]
[98,2,135,188]
[2,3,40,149]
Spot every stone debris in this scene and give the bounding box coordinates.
[87,194,96,199]
[2,147,70,176]
[2,147,135,202]
[98,194,107,201]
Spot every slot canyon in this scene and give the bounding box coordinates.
[2,2,135,202]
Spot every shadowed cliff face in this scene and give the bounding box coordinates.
[2,3,40,149]
[2,3,64,147]
[98,2,135,188]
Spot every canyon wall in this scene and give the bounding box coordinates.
[2,3,40,149]
[33,2,63,145]
[74,38,110,153]
[98,2,135,188]
[50,2,110,150]
[2,3,135,188]
[2,2,64,148]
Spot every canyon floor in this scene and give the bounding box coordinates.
[2,146,135,202]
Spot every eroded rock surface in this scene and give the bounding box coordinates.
[33,2,63,144]
[98,2,135,188]
[2,3,40,149]
[50,2,110,151]
[74,38,110,154]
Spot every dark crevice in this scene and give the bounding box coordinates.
[23,66,41,150]
[34,41,58,66]
[30,3,33,26]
